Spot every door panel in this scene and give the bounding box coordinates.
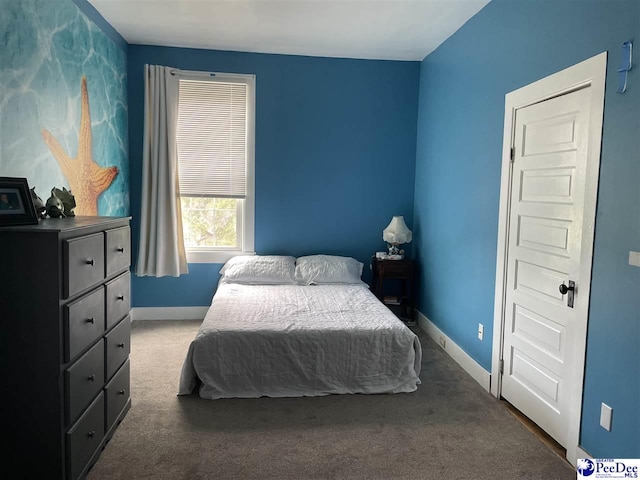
[501,87,591,447]
[522,112,578,155]
[518,216,572,257]
[520,168,576,203]
[510,348,560,405]
[513,305,565,358]
[515,261,568,304]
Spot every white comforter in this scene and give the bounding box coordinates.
[178,283,422,399]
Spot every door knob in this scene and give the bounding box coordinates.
[559,280,575,308]
[559,283,574,295]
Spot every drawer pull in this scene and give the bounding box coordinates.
[118,389,126,395]
[86,259,95,266]
[117,295,125,301]
[87,430,95,438]
[117,342,126,348]
[86,317,95,324]
[117,247,125,253]
[88,374,96,382]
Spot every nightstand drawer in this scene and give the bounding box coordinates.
[105,316,130,380]
[65,287,105,362]
[66,340,105,426]
[67,392,105,480]
[105,227,131,277]
[64,233,105,298]
[105,359,130,431]
[106,271,130,329]
[379,261,413,278]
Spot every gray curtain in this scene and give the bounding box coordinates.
[135,64,188,277]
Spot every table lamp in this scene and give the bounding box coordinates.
[382,216,412,259]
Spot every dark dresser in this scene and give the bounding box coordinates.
[0,216,132,480]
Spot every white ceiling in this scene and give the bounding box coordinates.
[88,0,490,61]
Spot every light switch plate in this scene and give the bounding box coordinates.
[629,251,640,267]
[600,403,612,431]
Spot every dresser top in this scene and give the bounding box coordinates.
[0,216,131,233]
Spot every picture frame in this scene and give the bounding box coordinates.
[0,177,39,226]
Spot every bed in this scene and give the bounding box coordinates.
[178,255,422,399]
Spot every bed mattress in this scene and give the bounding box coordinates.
[178,283,422,399]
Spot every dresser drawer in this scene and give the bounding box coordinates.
[66,392,105,480]
[105,227,131,277]
[106,271,130,329]
[66,340,105,426]
[105,359,130,431]
[64,233,105,298]
[105,316,130,380]
[65,287,105,362]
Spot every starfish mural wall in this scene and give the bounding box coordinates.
[42,77,118,216]
[0,0,128,217]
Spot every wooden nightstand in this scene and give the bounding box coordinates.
[371,256,415,324]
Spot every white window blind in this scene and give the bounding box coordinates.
[177,78,248,198]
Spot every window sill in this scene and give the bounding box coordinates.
[185,250,256,264]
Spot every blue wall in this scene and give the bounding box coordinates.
[414,0,639,458]
[71,0,127,50]
[0,0,129,216]
[128,46,420,306]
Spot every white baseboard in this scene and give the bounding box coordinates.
[566,444,592,468]
[572,445,592,466]
[131,306,208,321]
[416,310,491,392]
[575,446,591,459]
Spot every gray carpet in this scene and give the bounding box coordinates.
[87,320,574,480]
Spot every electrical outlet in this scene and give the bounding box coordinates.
[478,323,484,341]
[439,335,446,349]
[600,403,612,431]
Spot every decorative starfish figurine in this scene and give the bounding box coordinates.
[41,76,118,216]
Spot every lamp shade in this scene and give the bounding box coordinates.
[383,216,412,245]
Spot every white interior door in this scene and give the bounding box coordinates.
[501,86,593,448]
[492,52,606,465]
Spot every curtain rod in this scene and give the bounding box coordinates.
[169,68,217,77]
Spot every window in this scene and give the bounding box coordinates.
[176,72,255,263]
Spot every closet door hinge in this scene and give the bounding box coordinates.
[510,147,515,162]
[499,359,504,374]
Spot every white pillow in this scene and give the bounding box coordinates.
[295,255,364,285]
[220,255,297,284]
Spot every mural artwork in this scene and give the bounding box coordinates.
[42,77,118,216]
[0,0,129,217]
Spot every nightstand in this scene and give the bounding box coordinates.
[371,256,415,324]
